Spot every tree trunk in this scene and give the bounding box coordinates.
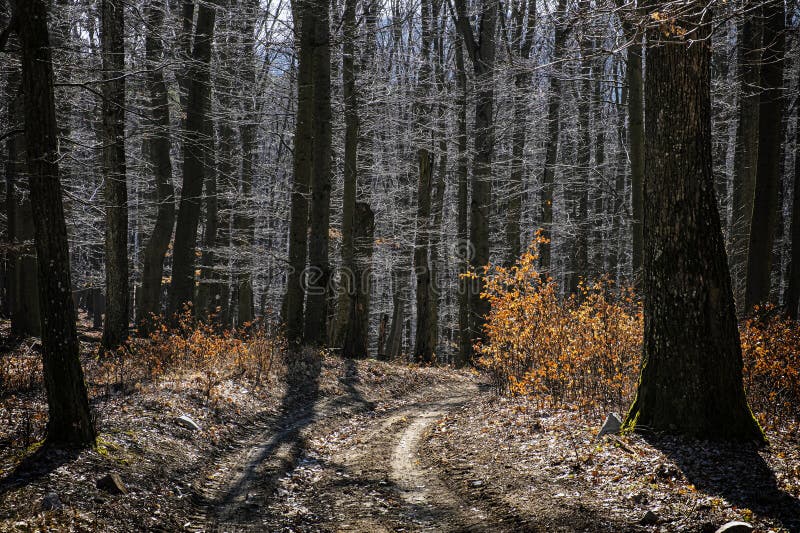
[101,0,129,350]
[730,11,761,309]
[196,119,218,318]
[539,0,567,272]
[342,202,374,358]
[333,0,359,351]
[505,0,535,265]
[785,58,800,320]
[6,66,42,337]
[385,270,406,360]
[568,17,592,295]
[591,42,607,279]
[745,0,785,312]
[303,0,333,344]
[623,4,763,441]
[168,3,216,316]
[413,0,434,364]
[283,1,315,343]
[235,0,259,326]
[14,0,96,446]
[454,0,496,361]
[413,148,434,363]
[627,34,644,282]
[454,33,470,367]
[137,0,175,331]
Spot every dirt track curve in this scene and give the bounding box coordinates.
[187,378,519,532]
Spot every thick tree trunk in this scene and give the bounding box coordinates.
[137,0,175,330]
[283,1,314,344]
[730,12,761,309]
[745,0,785,312]
[14,0,96,446]
[303,0,333,344]
[101,0,129,350]
[623,5,763,441]
[168,3,216,316]
[13,192,41,337]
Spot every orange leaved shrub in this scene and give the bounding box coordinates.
[101,308,286,399]
[476,234,642,416]
[740,308,800,432]
[477,235,800,432]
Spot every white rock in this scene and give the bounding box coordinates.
[715,522,754,533]
[598,413,622,436]
[175,415,201,431]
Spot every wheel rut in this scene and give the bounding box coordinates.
[189,377,494,532]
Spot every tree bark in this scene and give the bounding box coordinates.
[745,0,785,312]
[539,0,567,272]
[168,3,216,316]
[14,0,96,446]
[101,0,129,350]
[730,10,761,309]
[413,0,434,364]
[283,0,314,343]
[333,0,360,351]
[303,0,333,344]
[454,32,470,367]
[137,0,175,331]
[623,4,763,441]
[568,12,592,295]
[342,203,374,357]
[454,0,496,361]
[235,0,259,326]
[627,34,644,282]
[785,43,800,318]
[505,0,535,265]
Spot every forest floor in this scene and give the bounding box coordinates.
[1,323,800,532]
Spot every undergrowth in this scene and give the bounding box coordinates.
[476,234,800,433]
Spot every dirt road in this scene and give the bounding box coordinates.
[190,377,512,532]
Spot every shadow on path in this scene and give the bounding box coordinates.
[648,436,800,531]
[0,445,82,500]
[208,351,376,527]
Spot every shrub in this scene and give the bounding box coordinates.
[476,234,642,416]
[476,235,800,433]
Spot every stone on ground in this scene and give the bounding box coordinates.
[715,522,754,533]
[175,414,201,431]
[97,473,128,495]
[598,413,622,437]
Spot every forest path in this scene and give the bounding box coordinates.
[189,370,502,532]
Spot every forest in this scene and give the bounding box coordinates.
[0,0,799,530]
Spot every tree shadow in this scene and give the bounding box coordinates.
[0,444,83,499]
[205,351,376,527]
[646,435,800,531]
